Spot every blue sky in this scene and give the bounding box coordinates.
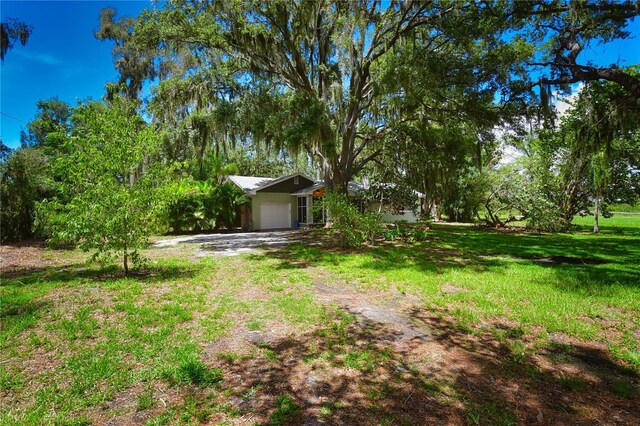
[1,0,150,148]
[1,1,639,149]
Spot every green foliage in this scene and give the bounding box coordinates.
[479,164,530,227]
[40,97,167,273]
[1,17,32,61]
[324,193,382,248]
[133,0,521,191]
[0,147,50,241]
[382,224,429,242]
[164,178,249,232]
[19,98,72,150]
[95,8,156,101]
[360,182,418,217]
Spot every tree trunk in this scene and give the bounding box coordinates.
[434,202,442,222]
[593,195,600,234]
[123,248,129,275]
[123,213,129,274]
[325,165,349,194]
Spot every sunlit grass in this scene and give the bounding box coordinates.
[572,213,640,230]
[287,224,640,368]
[1,223,639,423]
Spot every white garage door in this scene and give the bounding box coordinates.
[259,202,291,230]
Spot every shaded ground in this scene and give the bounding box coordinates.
[154,230,314,257]
[2,225,639,425]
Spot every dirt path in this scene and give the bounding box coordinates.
[312,280,430,344]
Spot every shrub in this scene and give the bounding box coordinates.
[165,179,249,233]
[526,199,570,232]
[324,192,382,248]
[0,147,50,241]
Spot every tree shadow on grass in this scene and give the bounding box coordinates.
[197,305,638,425]
[410,309,639,424]
[208,316,465,424]
[0,263,200,287]
[250,225,640,296]
[436,226,640,266]
[434,227,640,291]
[250,241,510,276]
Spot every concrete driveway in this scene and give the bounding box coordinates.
[154,230,307,257]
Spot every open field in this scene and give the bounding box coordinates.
[1,224,639,425]
[572,213,640,231]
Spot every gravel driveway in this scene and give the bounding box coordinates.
[154,230,307,257]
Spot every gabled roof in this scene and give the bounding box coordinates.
[227,173,316,195]
[227,175,274,193]
[228,174,422,198]
[253,172,315,193]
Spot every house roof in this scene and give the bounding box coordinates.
[227,175,274,193]
[253,173,315,193]
[229,174,422,198]
[290,181,364,196]
[290,182,325,196]
[227,173,316,195]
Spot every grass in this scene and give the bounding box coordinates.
[286,221,640,369]
[1,219,639,424]
[572,212,640,230]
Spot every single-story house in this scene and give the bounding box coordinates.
[227,173,422,231]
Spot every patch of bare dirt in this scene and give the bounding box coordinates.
[89,382,183,426]
[312,280,429,344]
[0,240,87,277]
[440,283,467,296]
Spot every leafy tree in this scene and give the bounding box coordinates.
[504,0,640,99]
[42,97,167,273]
[0,140,11,162]
[226,142,316,179]
[0,147,49,241]
[95,8,157,101]
[1,18,32,61]
[558,76,640,232]
[133,0,520,192]
[1,99,73,242]
[19,98,72,151]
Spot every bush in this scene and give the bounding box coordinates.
[0,147,50,241]
[324,192,382,248]
[165,179,249,233]
[526,198,570,232]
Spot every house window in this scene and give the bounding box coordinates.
[297,196,307,224]
[294,176,299,185]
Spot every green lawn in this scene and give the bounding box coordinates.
[572,212,640,230]
[1,223,639,425]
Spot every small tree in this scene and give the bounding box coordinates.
[42,97,166,273]
[324,193,381,248]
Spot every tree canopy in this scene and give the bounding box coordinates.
[0,18,32,61]
[3,1,640,251]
